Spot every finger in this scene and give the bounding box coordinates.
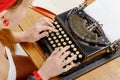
[39,31,49,39]
[63,62,76,72]
[60,51,70,60]
[63,55,77,65]
[56,46,70,58]
[45,19,55,28]
[50,47,60,57]
[40,26,58,32]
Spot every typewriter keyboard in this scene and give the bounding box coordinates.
[47,20,84,63]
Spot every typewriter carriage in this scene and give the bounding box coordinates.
[66,6,110,46]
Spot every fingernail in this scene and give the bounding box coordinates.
[66,46,70,49]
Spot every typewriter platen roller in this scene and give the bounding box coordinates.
[37,3,120,80]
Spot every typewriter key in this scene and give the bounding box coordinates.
[60,46,63,48]
[63,34,67,37]
[56,32,60,35]
[76,51,80,55]
[48,30,51,33]
[60,39,64,42]
[59,28,62,31]
[71,44,75,48]
[51,33,54,36]
[66,37,70,41]
[61,31,65,34]
[58,35,62,38]
[53,36,57,39]
[78,54,83,58]
[71,53,74,56]
[68,41,72,44]
[50,41,54,44]
[73,48,77,51]
[48,37,52,41]
[56,25,60,28]
[55,39,59,43]
[63,42,67,45]
[52,44,56,47]
[54,21,58,25]
[57,43,61,46]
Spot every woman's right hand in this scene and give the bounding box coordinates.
[38,46,79,80]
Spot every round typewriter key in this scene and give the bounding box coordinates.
[48,37,52,41]
[78,54,83,58]
[50,41,54,44]
[54,21,58,25]
[48,30,51,33]
[53,36,57,40]
[56,32,60,35]
[71,44,75,48]
[76,51,80,55]
[68,41,72,44]
[71,53,74,56]
[66,37,69,41]
[52,44,56,47]
[59,28,62,31]
[57,43,61,46]
[56,25,60,28]
[60,39,64,42]
[61,31,65,34]
[55,39,59,43]
[51,33,54,36]
[60,46,63,49]
[63,42,67,45]
[73,48,77,51]
[63,34,67,37]
[58,35,62,38]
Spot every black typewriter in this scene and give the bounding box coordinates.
[37,3,120,80]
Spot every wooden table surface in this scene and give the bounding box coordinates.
[13,8,120,80]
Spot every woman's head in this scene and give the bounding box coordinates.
[0,0,32,28]
[0,0,32,52]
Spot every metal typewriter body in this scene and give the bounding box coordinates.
[37,4,120,80]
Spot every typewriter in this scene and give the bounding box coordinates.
[37,2,120,80]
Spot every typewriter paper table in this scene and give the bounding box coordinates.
[18,6,120,80]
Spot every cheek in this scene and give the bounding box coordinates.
[8,10,27,27]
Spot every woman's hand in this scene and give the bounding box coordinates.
[14,17,57,43]
[38,46,79,80]
[25,17,57,42]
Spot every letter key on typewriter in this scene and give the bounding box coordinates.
[37,3,120,80]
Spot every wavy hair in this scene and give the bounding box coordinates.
[0,0,23,54]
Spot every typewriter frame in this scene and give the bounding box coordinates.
[37,3,120,80]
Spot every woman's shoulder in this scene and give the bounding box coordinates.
[0,42,5,56]
[0,42,9,80]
